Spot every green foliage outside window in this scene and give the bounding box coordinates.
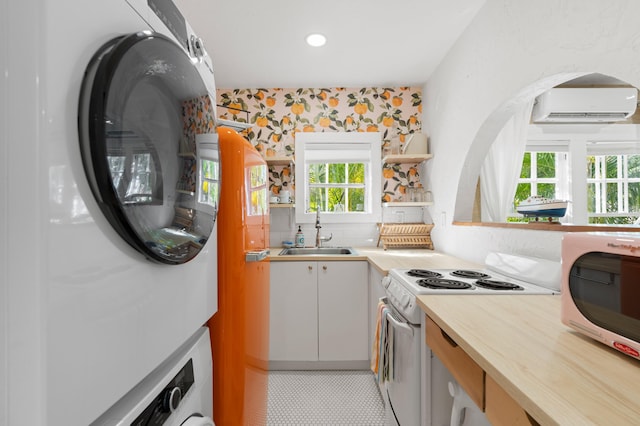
[510,152,558,223]
[588,154,640,224]
[308,162,365,213]
[510,151,640,225]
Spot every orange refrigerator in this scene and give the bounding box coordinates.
[208,127,270,425]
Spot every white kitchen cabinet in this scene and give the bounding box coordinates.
[269,260,368,365]
[317,261,368,361]
[269,261,318,361]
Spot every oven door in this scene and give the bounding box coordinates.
[384,307,421,426]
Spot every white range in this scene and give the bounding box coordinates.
[379,252,560,426]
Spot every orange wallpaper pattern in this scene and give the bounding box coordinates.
[216,87,423,202]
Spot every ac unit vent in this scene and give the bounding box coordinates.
[545,112,631,122]
[532,88,638,123]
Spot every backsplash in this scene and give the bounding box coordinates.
[269,205,427,248]
[216,87,423,202]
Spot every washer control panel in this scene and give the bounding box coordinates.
[131,359,195,426]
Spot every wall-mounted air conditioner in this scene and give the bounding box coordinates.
[531,87,638,123]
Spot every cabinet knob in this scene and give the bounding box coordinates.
[308,265,313,271]
[322,265,327,271]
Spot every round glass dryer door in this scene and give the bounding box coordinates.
[79,31,219,264]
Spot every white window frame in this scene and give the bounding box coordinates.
[524,124,640,224]
[587,141,640,221]
[295,132,381,224]
[196,133,220,217]
[513,140,571,221]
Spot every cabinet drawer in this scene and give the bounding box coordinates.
[485,375,539,426]
[425,315,484,409]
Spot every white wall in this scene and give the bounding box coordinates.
[423,0,640,264]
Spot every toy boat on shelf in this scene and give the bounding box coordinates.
[516,196,569,222]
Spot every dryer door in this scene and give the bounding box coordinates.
[181,414,215,426]
[79,31,219,264]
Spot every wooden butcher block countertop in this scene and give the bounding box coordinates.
[270,247,480,274]
[416,294,640,426]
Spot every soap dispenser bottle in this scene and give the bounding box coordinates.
[295,226,305,248]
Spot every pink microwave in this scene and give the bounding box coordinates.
[561,232,640,360]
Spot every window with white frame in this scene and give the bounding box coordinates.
[295,132,381,224]
[511,142,570,221]
[196,134,220,218]
[587,142,640,224]
[511,126,640,225]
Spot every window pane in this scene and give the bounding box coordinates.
[605,156,618,179]
[606,182,618,212]
[586,156,596,179]
[348,163,365,184]
[126,153,153,201]
[587,183,596,213]
[538,183,556,199]
[629,155,640,178]
[536,152,555,178]
[514,183,530,205]
[520,152,531,179]
[629,182,640,212]
[200,158,220,207]
[247,165,267,216]
[328,187,344,211]
[348,188,365,211]
[329,163,345,183]
[309,187,326,212]
[108,155,126,191]
[308,163,326,184]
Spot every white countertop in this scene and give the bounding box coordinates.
[269,246,480,274]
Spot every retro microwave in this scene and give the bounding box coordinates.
[561,232,640,360]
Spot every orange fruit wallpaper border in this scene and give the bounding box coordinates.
[216,87,424,202]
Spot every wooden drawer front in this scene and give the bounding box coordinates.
[485,375,539,426]
[425,316,484,409]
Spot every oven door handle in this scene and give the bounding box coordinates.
[385,310,414,336]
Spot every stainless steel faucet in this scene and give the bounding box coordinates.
[315,209,332,247]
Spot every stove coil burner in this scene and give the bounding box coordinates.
[450,270,490,279]
[406,269,443,279]
[417,278,473,290]
[475,279,524,291]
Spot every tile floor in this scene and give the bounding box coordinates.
[266,370,386,425]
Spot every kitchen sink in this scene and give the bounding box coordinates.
[279,247,358,256]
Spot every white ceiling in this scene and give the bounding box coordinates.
[174,0,486,89]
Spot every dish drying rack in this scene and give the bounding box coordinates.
[377,223,434,250]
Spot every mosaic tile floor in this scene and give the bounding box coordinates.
[266,370,386,426]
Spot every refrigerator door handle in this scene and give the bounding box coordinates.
[246,249,270,262]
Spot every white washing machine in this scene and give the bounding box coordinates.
[91,327,215,426]
[2,1,218,425]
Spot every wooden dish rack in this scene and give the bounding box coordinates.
[377,222,434,250]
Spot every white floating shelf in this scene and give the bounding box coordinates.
[383,153,433,164]
[382,202,433,207]
[217,119,252,131]
[266,156,295,165]
[270,203,295,208]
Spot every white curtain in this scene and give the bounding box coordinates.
[480,100,535,222]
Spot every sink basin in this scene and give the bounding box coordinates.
[279,247,358,256]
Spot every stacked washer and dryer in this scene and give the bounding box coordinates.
[2,1,220,425]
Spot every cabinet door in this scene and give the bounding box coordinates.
[318,261,369,361]
[269,262,318,361]
[368,265,385,359]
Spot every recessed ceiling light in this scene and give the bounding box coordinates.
[306,33,326,47]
